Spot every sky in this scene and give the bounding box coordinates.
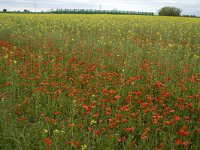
[0,0,200,16]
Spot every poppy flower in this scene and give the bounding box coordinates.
[73,141,80,146]
[176,139,182,145]
[183,141,189,146]
[43,138,52,145]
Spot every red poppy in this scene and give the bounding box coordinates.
[88,127,92,131]
[94,130,100,135]
[69,123,75,127]
[141,133,147,141]
[101,127,106,131]
[131,140,135,145]
[109,89,115,95]
[73,141,80,146]
[51,119,56,124]
[109,123,116,128]
[18,116,26,122]
[177,126,190,137]
[54,111,60,115]
[183,141,189,146]
[65,141,71,145]
[125,126,134,132]
[163,121,170,125]
[174,116,181,121]
[43,138,52,145]
[115,95,121,99]
[122,118,128,123]
[176,139,182,145]
[78,124,84,128]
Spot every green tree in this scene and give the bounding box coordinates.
[24,9,30,13]
[158,6,182,16]
[3,9,7,12]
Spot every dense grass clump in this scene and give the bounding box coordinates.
[0,14,200,149]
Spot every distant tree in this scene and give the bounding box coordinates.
[158,6,182,16]
[3,9,7,12]
[24,9,30,13]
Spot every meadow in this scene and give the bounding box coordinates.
[0,14,200,150]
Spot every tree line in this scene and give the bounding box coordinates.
[1,7,199,18]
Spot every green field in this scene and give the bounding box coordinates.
[0,14,200,150]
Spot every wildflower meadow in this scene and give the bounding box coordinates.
[0,14,200,150]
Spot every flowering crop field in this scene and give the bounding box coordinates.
[0,14,200,150]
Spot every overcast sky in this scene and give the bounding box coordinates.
[0,0,200,16]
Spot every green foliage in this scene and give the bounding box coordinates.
[158,6,182,16]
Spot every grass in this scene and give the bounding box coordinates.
[0,14,200,150]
